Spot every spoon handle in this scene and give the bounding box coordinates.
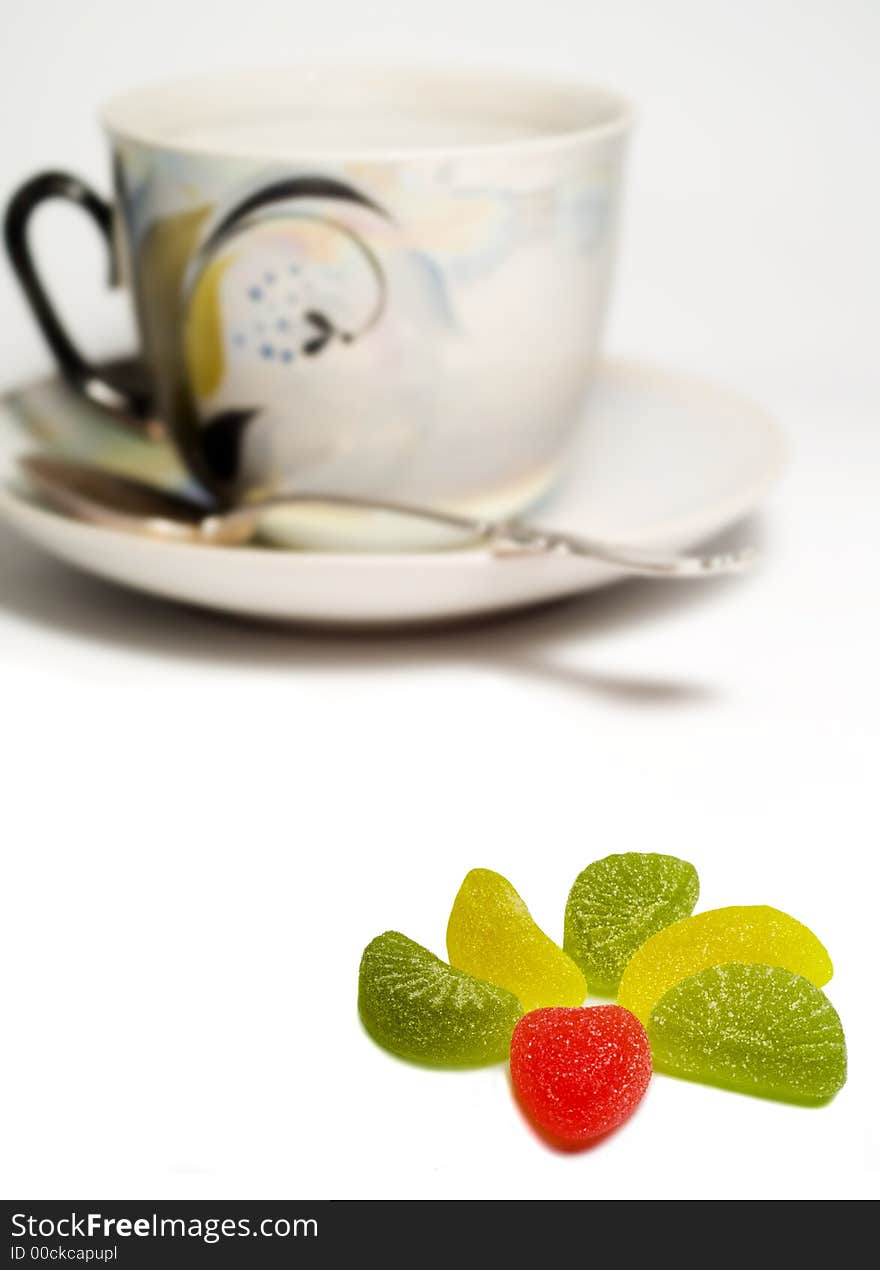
[487,522,756,577]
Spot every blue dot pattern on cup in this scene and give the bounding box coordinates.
[235,264,309,365]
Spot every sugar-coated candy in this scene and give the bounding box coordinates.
[649,963,847,1102]
[510,1006,652,1145]
[617,905,833,1024]
[564,852,699,994]
[358,931,522,1066]
[446,869,587,1011]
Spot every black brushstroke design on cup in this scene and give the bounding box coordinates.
[3,169,393,503]
[185,177,393,490]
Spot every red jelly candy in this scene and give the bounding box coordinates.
[510,1006,652,1145]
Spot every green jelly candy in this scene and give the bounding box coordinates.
[447,868,587,1011]
[358,931,523,1066]
[649,963,847,1103]
[564,853,699,994]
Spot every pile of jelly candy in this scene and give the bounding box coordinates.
[358,854,846,1148]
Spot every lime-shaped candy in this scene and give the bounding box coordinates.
[564,852,699,994]
[617,905,833,1024]
[358,931,523,1066]
[649,962,847,1103]
[447,868,587,1011]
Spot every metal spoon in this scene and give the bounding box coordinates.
[18,453,755,579]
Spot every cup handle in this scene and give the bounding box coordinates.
[4,171,153,420]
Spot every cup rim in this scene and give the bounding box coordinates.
[100,63,634,163]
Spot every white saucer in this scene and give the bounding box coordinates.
[0,359,784,627]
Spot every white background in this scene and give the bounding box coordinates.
[0,0,878,1201]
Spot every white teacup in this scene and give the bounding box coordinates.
[5,67,631,518]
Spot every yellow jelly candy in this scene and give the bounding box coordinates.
[617,905,833,1024]
[446,868,587,1011]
